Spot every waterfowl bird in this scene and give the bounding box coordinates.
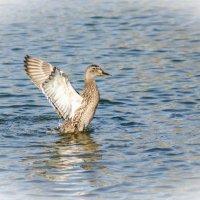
[24,55,111,133]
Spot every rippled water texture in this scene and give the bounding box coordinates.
[0,0,200,199]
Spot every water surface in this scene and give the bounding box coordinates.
[0,0,200,199]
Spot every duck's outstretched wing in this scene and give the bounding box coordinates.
[24,55,83,119]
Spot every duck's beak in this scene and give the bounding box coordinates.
[99,69,112,76]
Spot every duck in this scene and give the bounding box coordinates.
[24,55,111,133]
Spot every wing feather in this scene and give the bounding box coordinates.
[24,55,83,119]
[24,55,54,88]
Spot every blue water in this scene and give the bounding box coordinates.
[0,0,200,199]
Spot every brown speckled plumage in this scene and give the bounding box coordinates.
[24,55,111,133]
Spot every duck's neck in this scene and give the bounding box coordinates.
[85,76,97,90]
[84,76,99,98]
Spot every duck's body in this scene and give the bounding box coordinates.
[62,78,100,133]
[24,55,110,133]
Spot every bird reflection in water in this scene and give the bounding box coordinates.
[27,130,103,182]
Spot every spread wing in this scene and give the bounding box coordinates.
[24,55,83,119]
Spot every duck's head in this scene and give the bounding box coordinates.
[85,64,111,79]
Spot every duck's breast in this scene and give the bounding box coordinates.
[78,90,99,131]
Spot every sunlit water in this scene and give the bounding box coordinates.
[0,0,200,199]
